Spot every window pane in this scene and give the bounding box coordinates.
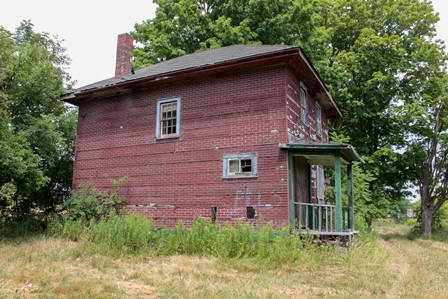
[229,160,240,173]
[241,159,252,172]
[300,86,307,124]
[316,102,322,136]
[160,101,178,136]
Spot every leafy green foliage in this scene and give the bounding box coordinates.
[400,33,448,234]
[55,214,329,263]
[131,0,319,68]
[87,210,156,255]
[388,198,412,223]
[132,0,446,229]
[325,133,380,225]
[0,21,76,221]
[63,177,128,222]
[411,200,448,233]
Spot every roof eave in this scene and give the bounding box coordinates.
[296,49,342,118]
[279,143,364,164]
[62,48,302,106]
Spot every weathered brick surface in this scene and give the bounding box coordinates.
[73,64,327,228]
[115,33,134,79]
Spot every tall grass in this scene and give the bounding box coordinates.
[6,220,448,298]
[52,211,325,263]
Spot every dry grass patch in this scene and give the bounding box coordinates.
[0,222,448,298]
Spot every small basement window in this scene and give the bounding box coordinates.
[223,153,257,178]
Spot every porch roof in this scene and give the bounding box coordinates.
[279,139,364,165]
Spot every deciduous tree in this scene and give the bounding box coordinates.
[132,0,446,231]
[0,21,76,220]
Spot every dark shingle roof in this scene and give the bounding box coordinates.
[75,45,299,92]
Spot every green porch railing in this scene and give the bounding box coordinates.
[294,202,352,232]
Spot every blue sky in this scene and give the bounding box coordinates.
[1,0,447,88]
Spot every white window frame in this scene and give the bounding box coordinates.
[156,97,181,139]
[316,101,322,137]
[300,83,308,125]
[223,153,257,178]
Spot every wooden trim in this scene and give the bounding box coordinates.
[335,155,342,232]
[347,163,354,230]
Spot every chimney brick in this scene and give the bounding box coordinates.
[115,33,134,79]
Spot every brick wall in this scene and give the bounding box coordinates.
[285,69,330,203]
[74,65,293,227]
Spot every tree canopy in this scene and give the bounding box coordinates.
[132,0,448,231]
[0,21,76,221]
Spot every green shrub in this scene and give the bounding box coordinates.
[63,177,128,223]
[0,212,60,239]
[411,200,448,233]
[51,213,355,265]
[62,219,85,241]
[87,210,155,255]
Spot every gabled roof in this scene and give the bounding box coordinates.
[77,45,297,92]
[61,44,341,117]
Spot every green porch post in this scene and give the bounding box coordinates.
[335,155,343,232]
[288,153,295,230]
[347,163,354,230]
[308,163,313,229]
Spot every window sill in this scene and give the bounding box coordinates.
[156,136,180,141]
[222,175,257,180]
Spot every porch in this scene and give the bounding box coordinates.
[280,139,364,244]
[294,202,357,245]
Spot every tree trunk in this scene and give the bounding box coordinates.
[365,216,373,232]
[420,205,433,236]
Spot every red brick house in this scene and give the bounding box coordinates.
[62,34,362,237]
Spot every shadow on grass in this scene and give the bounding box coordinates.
[379,231,418,242]
[0,217,54,244]
[380,226,448,244]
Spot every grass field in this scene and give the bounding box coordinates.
[0,220,447,298]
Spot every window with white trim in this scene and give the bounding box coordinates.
[223,153,257,178]
[300,83,308,125]
[316,101,322,137]
[156,97,181,138]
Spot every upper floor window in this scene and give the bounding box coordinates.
[300,83,308,125]
[156,97,181,138]
[223,153,257,178]
[316,101,322,137]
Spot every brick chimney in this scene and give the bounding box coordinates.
[115,33,134,79]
